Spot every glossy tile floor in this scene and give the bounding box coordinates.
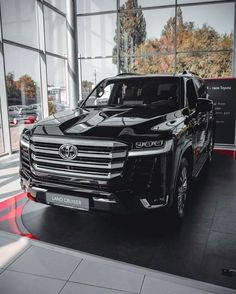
[0,230,234,294]
[0,153,21,200]
[0,152,236,291]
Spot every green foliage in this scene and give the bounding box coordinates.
[176,52,232,78]
[82,80,93,99]
[6,72,20,99]
[82,80,93,90]
[114,4,233,77]
[113,0,146,72]
[6,73,37,104]
[16,75,37,99]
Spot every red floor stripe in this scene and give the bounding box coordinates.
[0,192,38,239]
[0,193,26,212]
[215,149,236,159]
[0,203,25,222]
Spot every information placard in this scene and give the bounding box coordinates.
[204,78,236,145]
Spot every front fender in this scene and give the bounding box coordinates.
[168,134,193,207]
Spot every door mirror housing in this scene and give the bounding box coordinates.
[96,87,104,98]
[196,98,213,113]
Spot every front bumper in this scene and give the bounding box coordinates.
[20,172,169,213]
[20,139,173,213]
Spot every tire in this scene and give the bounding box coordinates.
[171,157,190,221]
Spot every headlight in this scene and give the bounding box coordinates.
[129,140,172,157]
[134,140,164,149]
[20,129,30,148]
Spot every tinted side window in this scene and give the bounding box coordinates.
[186,79,197,109]
[194,78,207,98]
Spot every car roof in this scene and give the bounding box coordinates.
[105,72,200,82]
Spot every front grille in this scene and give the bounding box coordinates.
[29,136,128,180]
[21,145,30,171]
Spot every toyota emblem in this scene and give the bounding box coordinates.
[59,144,78,160]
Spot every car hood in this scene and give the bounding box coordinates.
[32,106,184,139]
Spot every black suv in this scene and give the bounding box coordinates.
[20,72,215,219]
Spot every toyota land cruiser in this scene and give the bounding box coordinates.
[20,72,215,219]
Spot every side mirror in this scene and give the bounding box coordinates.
[96,86,105,98]
[196,98,213,113]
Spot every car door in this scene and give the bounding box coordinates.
[186,78,207,171]
[193,78,211,150]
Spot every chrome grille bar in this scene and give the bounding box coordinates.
[31,145,126,159]
[32,164,120,179]
[30,137,128,180]
[31,154,124,169]
[31,136,125,148]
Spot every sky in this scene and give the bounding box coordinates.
[143,2,234,40]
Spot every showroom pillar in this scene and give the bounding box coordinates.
[116,0,121,74]
[37,1,49,119]
[0,7,11,154]
[66,0,79,108]
[0,55,11,154]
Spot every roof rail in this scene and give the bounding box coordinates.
[116,72,139,76]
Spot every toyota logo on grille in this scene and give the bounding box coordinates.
[59,144,78,160]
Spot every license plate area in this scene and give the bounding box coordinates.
[46,193,89,211]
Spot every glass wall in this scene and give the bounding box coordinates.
[80,58,117,98]
[77,0,235,83]
[44,4,68,114]
[44,7,67,56]
[1,0,38,48]
[77,3,118,96]
[0,5,4,155]
[178,0,225,3]
[0,0,69,153]
[0,102,4,154]
[46,55,68,114]
[176,2,234,77]
[44,0,66,13]
[4,44,41,151]
[120,0,175,8]
[77,13,116,58]
[177,52,233,78]
[77,0,116,14]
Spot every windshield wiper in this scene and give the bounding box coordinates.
[82,104,119,110]
[108,104,147,108]
[83,105,108,109]
[83,104,149,110]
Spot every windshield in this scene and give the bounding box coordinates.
[83,77,181,109]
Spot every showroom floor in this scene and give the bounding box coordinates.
[0,152,236,291]
[1,231,234,294]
